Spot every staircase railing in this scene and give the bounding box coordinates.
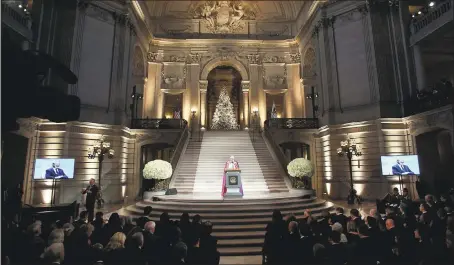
[169,122,189,182]
[263,127,291,180]
[264,118,319,129]
[131,118,187,129]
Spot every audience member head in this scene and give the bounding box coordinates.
[48,229,65,245]
[131,232,144,249]
[385,207,395,216]
[350,209,360,219]
[365,216,377,228]
[105,232,126,250]
[80,223,95,238]
[321,210,330,219]
[192,214,201,224]
[144,221,156,234]
[272,210,283,223]
[79,211,88,222]
[369,208,377,217]
[403,188,409,197]
[284,213,296,223]
[27,222,42,237]
[108,213,121,227]
[385,219,395,231]
[180,212,190,224]
[202,221,213,235]
[160,212,170,224]
[62,223,75,237]
[335,207,344,215]
[95,211,104,221]
[288,221,298,234]
[425,194,434,205]
[41,243,65,263]
[393,187,399,196]
[143,206,152,216]
[331,222,343,233]
[329,231,341,244]
[420,202,429,213]
[358,224,369,237]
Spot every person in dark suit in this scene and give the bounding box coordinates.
[331,207,348,233]
[136,206,152,229]
[392,159,414,175]
[81,178,99,222]
[45,162,68,179]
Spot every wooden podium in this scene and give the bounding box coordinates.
[224,169,243,197]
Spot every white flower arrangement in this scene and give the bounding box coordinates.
[287,158,314,178]
[143,160,173,180]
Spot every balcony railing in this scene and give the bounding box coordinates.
[131,119,188,129]
[410,0,453,45]
[264,118,319,129]
[1,2,32,40]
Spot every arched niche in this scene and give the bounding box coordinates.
[201,57,249,81]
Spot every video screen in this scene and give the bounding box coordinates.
[33,158,75,180]
[380,155,420,176]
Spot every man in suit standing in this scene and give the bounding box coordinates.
[392,159,414,175]
[45,161,68,179]
[81,178,99,222]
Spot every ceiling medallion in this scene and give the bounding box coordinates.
[192,1,255,34]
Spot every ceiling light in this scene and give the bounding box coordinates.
[429,2,435,7]
[412,14,415,18]
[18,4,22,8]
[24,8,27,12]
[418,11,422,15]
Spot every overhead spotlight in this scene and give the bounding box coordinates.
[18,4,23,8]
[418,11,422,15]
[24,8,27,12]
[412,14,415,18]
[429,1,435,7]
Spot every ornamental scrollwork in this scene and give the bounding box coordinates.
[147,52,159,62]
[289,53,301,64]
[247,54,260,65]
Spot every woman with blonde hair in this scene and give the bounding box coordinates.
[103,232,127,264]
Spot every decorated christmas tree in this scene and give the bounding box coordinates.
[211,87,239,130]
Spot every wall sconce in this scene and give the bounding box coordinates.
[191,109,197,117]
[252,107,259,116]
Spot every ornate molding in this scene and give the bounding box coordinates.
[247,54,260,65]
[85,4,114,24]
[262,55,286,63]
[289,53,301,64]
[168,55,187,63]
[147,52,159,63]
[188,53,202,64]
[311,17,335,38]
[241,81,250,92]
[199,80,208,91]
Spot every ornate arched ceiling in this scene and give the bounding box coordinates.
[145,1,307,21]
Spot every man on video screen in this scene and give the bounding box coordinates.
[392,159,414,175]
[45,161,68,179]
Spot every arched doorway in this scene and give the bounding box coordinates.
[140,143,174,193]
[416,129,454,194]
[206,66,242,130]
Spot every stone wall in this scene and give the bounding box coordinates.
[16,118,182,206]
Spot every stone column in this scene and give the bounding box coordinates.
[187,63,200,128]
[199,80,208,129]
[413,44,426,90]
[241,81,250,129]
[248,54,264,127]
[286,54,304,118]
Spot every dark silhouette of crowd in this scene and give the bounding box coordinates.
[263,192,454,265]
[2,206,220,265]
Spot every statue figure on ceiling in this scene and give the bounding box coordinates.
[193,1,254,34]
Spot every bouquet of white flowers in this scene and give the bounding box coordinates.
[287,158,314,178]
[143,160,173,180]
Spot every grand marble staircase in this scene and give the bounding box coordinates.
[170,131,289,196]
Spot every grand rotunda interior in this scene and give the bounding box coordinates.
[2,0,454,263]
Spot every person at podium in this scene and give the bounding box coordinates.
[222,156,242,197]
[225,156,239,170]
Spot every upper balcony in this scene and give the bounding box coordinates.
[410,0,453,46]
[1,1,32,41]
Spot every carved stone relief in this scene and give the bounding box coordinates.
[191,1,255,34]
[147,52,159,63]
[133,47,145,76]
[262,55,286,63]
[302,48,316,78]
[289,53,301,64]
[247,54,261,64]
[161,64,187,92]
[85,4,114,24]
[188,53,202,64]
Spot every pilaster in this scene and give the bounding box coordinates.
[248,62,261,126]
[286,58,304,118]
[241,81,250,128]
[199,80,208,129]
[188,63,201,128]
